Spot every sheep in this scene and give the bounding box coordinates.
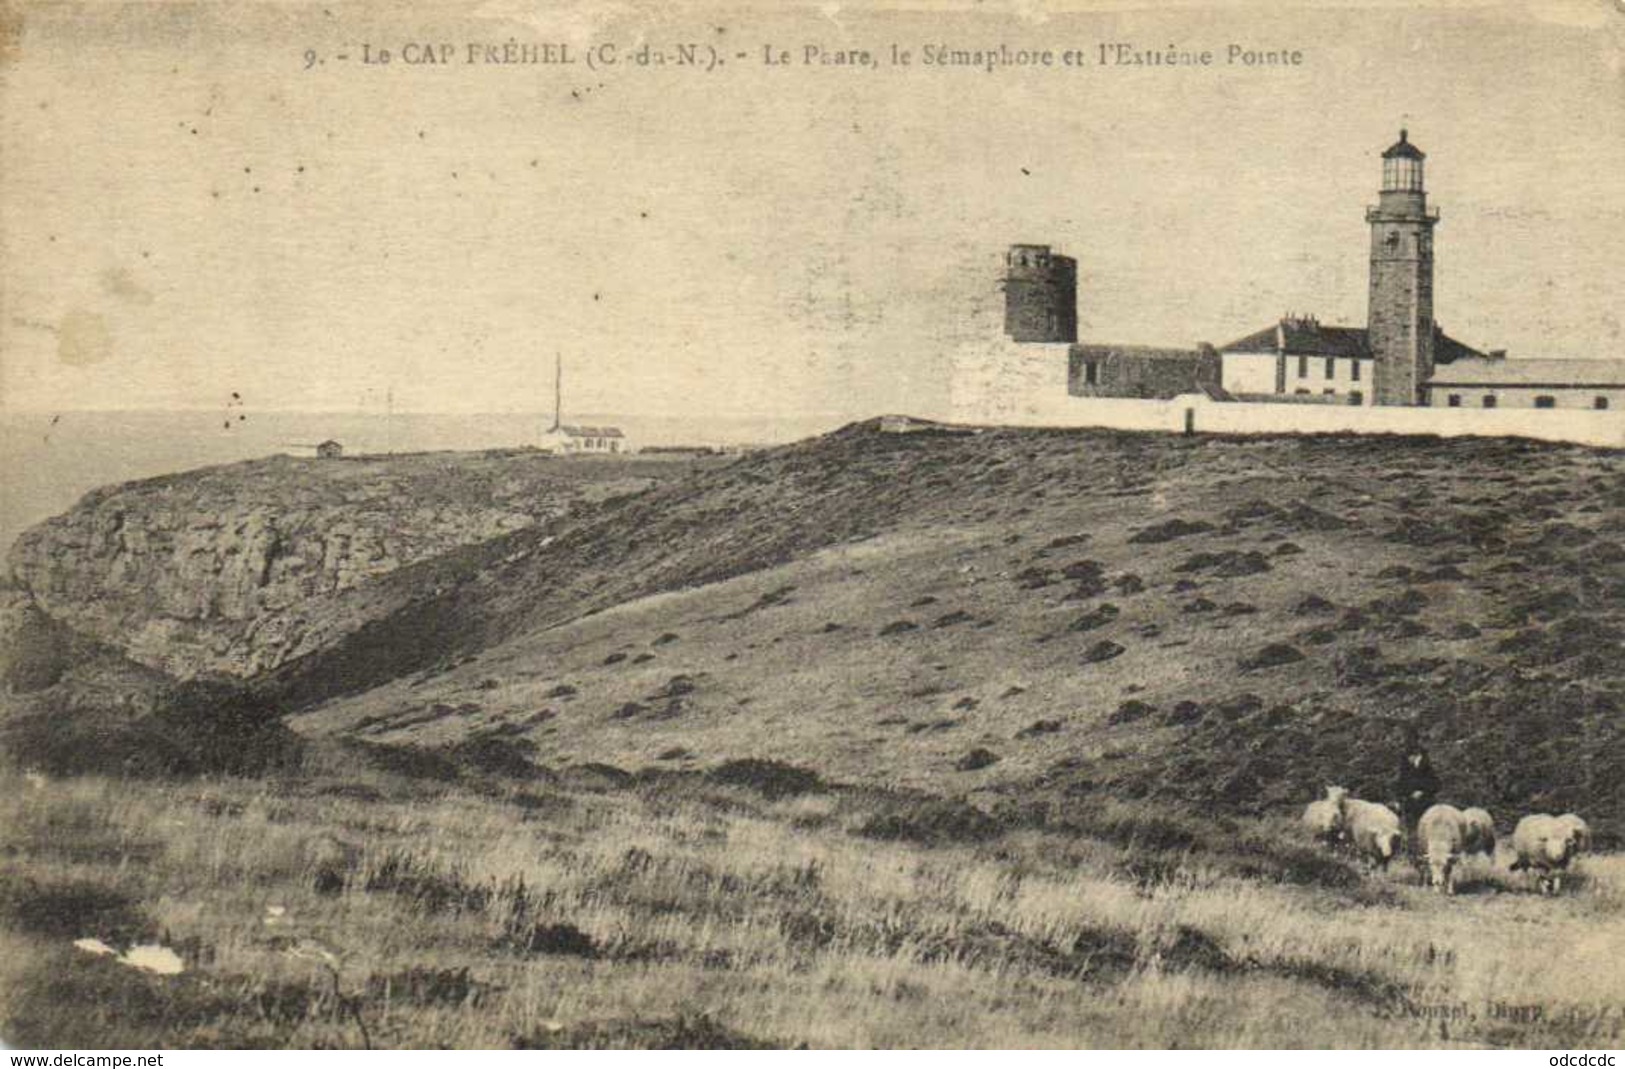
[1556,813,1591,856]
[1343,797,1405,872]
[1302,786,1349,848]
[1460,807,1496,859]
[1417,804,1468,894]
[1509,814,1577,895]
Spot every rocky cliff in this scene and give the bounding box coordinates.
[5,451,676,683]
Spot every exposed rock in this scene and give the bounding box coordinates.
[0,591,70,693]
[1240,643,1305,671]
[1069,604,1120,632]
[1114,573,1146,595]
[954,748,1000,772]
[1082,640,1126,665]
[1176,550,1272,577]
[1163,701,1206,726]
[5,454,653,681]
[1015,718,1063,738]
[1128,519,1213,545]
[1108,700,1156,726]
[1293,594,1337,616]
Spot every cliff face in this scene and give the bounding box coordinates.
[6,452,670,682]
[0,590,70,692]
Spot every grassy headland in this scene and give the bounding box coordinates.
[2,423,1622,1047]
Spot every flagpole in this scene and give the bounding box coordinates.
[553,353,562,433]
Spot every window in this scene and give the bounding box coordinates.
[1349,391,1364,405]
[1294,388,1310,396]
[1323,388,1336,396]
[1383,156,1423,192]
[1084,361,1098,386]
[1325,358,1335,380]
[1534,396,1556,409]
[1596,397,1611,411]
[1447,394,1461,408]
[1298,355,1309,379]
[1482,395,1498,409]
[1351,361,1362,382]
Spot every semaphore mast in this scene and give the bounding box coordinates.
[550,352,562,433]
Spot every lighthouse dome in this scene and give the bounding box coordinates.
[1381,128,1426,160]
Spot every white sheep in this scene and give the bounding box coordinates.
[1417,804,1468,894]
[1302,786,1349,848]
[1556,813,1591,856]
[1510,814,1577,895]
[1344,797,1405,872]
[1460,807,1496,859]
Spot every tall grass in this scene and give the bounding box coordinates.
[1,764,1619,1048]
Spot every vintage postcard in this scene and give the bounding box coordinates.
[1,0,1621,1052]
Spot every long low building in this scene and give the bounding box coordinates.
[1425,358,1624,411]
[1068,343,1223,400]
[539,424,630,454]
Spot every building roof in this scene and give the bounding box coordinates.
[1219,325,1279,354]
[1382,129,1425,160]
[555,424,625,438]
[1070,343,1210,361]
[1433,332,1487,365]
[1220,320,1371,358]
[1221,319,1485,364]
[1426,359,1625,388]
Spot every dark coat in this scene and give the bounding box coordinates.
[1397,752,1440,826]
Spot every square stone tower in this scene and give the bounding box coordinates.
[1366,130,1439,405]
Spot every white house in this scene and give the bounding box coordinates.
[539,424,629,455]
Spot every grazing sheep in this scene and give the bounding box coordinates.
[1302,786,1349,848]
[1344,797,1405,871]
[1556,813,1591,856]
[1460,807,1496,859]
[1509,814,1577,895]
[1417,804,1468,894]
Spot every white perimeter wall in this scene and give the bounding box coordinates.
[950,340,1082,425]
[949,345,1623,447]
[1192,397,1621,447]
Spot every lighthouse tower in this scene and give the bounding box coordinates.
[1366,129,1438,405]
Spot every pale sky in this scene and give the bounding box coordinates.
[2,1,1621,421]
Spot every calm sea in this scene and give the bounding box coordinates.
[0,409,845,556]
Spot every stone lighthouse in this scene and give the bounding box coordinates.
[1366,129,1439,405]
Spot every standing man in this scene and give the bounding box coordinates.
[1396,728,1440,837]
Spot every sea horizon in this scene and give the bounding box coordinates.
[0,407,857,556]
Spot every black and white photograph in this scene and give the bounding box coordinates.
[1,0,1622,1051]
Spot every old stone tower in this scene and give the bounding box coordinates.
[1366,130,1438,405]
[1002,244,1077,343]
